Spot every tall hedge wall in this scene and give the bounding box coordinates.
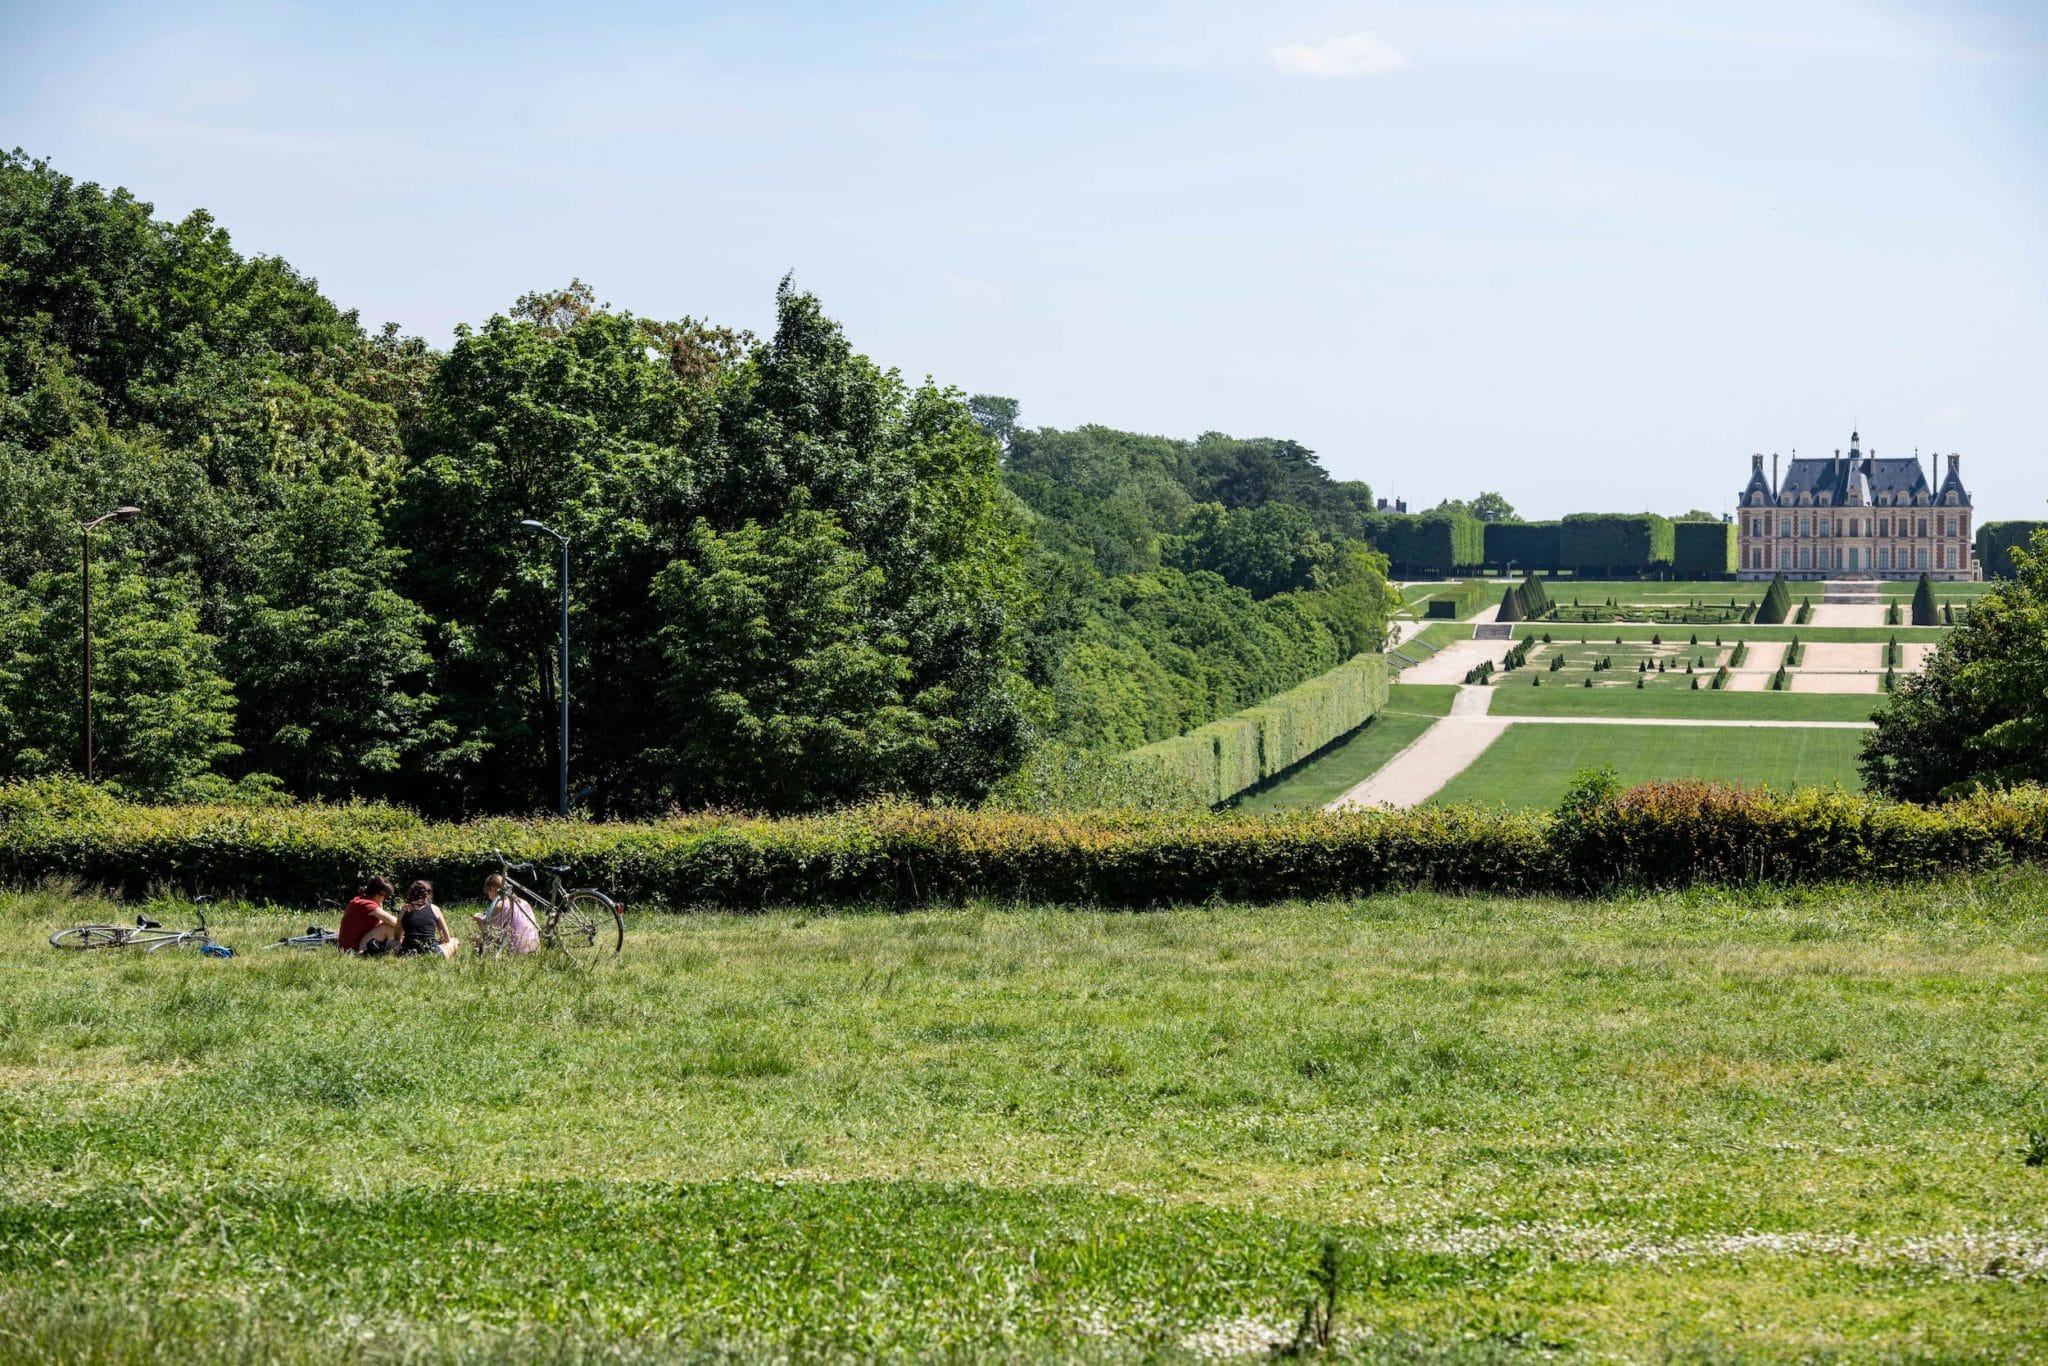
[1125,653,1391,805]
[1672,520,1737,578]
[1482,521,1562,573]
[1975,521,2047,580]
[1360,511,1484,576]
[1423,580,1490,619]
[1558,513,1675,577]
[2,777,2043,909]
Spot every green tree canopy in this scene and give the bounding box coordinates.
[1861,532,2048,800]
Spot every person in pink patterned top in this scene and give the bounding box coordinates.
[473,872,539,954]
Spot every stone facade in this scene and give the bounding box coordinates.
[1735,432,1978,582]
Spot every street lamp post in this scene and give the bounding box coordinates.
[80,506,142,782]
[518,520,571,818]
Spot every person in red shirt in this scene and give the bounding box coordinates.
[337,875,400,955]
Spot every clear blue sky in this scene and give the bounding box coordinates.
[6,0,2044,519]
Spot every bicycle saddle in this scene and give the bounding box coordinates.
[136,915,162,929]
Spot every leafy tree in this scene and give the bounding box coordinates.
[0,553,239,799]
[653,501,928,809]
[1165,502,1335,598]
[1672,508,1721,522]
[222,476,440,799]
[1438,491,1518,523]
[667,281,1031,804]
[968,393,1020,450]
[1861,531,2048,799]
[394,296,699,814]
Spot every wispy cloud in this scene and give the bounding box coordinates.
[1269,30,1409,78]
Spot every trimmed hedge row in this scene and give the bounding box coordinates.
[1361,511,1485,577]
[1974,521,2046,580]
[1673,520,1737,578]
[1481,521,1562,573]
[1125,654,1391,805]
[1559,513,1675,577]
[3,778,2045,909]
[1424,581,1490,619]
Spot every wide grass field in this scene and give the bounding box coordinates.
[1234,685,1457,813]
[1431,724,1868,809]
[5,880,2047,1361]
[1487,686,1880,722]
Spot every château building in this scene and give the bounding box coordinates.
[1736,431,1978,581]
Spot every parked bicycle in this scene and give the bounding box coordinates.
[482,850,623,959]
[267,924,339,950]
[51,897,216,953]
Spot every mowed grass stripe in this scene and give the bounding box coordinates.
[1430,723,1868,808]
[1488,687,1880,722]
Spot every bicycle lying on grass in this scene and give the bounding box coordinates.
[266,925,339,950]
[483,850,623,959]
[51,897,218,953]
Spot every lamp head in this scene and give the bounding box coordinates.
[114,506,141,518]
[519,519,546,530]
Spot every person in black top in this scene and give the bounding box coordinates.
[394,880,460,960]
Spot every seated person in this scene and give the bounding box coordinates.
[473,873,539,954]
[338,876,400,955]
[394,880,460,960]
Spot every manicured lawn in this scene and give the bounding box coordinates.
[1397,622,1475,655]
[1489,687,1881,722]
[3,880,2044,1359]
[1528,623,1945,644]
[1431,723,1868,808]
[1235,685,1457,813]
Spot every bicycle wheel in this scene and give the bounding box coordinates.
[543,891,623,959]
[50,925,127,951]
[145,933,205,953]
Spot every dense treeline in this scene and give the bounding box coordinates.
[993,420,1394,753]
[0,154,1393,813]
[0,154,1033,812]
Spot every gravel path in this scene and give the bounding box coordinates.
[1808,603,1888,627]
[1400,639,1499,685]
[1326,708,1508,810]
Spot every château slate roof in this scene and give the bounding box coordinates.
[1745,431,1964,507]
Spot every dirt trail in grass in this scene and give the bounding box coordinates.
[1328,687,1505,809]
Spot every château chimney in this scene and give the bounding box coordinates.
[1772,452,1779,497]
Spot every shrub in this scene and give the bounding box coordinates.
[1755,574,1792,625]
[1912,573,1939,626]
[1495,584,1526,622]
[1712,665,1731,690]
[1886,601,1902,626]
[1424,580,1490,620]
[1795,599,1813,625]
[1730,641,1749,667]
[1785,636,1805,668]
